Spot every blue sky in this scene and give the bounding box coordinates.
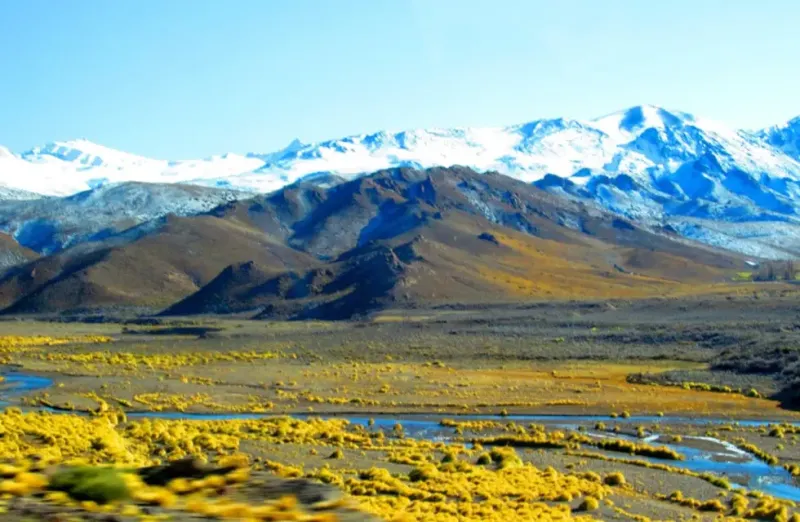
[1,0,799,159]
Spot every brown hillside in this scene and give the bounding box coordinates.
[0,215,317,314]
[0,233,38,271]
[0,167,751,316]
[166,207,746,320]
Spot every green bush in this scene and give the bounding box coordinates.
[49,466,130,503]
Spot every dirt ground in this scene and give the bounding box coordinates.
[2,294,799,419]
[1,295,800,520]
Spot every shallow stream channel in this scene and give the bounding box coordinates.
[3,372,800,501]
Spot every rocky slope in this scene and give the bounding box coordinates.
[0,166,745,318]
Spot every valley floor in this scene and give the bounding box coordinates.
[1,294,800,520]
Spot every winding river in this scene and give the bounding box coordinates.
[2,372,800,501]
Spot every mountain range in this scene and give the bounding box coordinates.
[0,166,748,318]
[4,105,800,260]
[0,105,798,317]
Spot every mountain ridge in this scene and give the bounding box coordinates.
[0,166,752,318]
[4,105,800,258]
[5,105,800,197]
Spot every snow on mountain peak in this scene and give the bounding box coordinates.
[22,138,156,169]
[765,115,800,131]
[757,116,800,160]
[590,105,694,137]
[5,106,800,259]
[0,107,794,199]
[284,138,306,150]
[247,138,310,167]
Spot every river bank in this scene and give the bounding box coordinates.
[4,370,800,504]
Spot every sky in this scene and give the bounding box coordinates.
[1,0,799,159]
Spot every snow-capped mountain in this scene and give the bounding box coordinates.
[757,117,800,160]
[5,106,800,198]
[4,105,800,258]
[3,139,265,196]
[0,182,250,254]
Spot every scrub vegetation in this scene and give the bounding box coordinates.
[0,296,799,520]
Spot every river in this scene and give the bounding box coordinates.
[2,371,799,500]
